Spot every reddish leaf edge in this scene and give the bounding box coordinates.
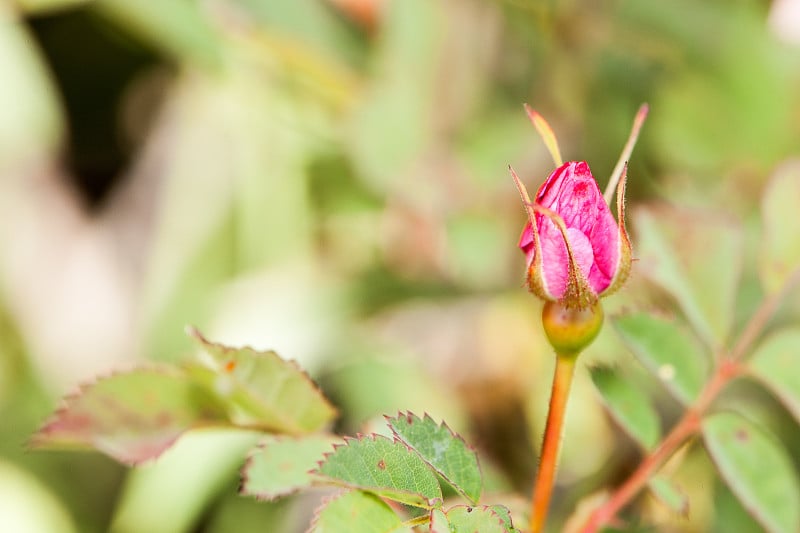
[28,365,229,466]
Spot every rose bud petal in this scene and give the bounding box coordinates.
[514,161,631,307]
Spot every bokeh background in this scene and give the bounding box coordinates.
[1,0,799,531]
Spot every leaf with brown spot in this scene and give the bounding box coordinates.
[703,412,800,533]
[30,368,229,464]
[187,328,336,434]
[312,434,442,508]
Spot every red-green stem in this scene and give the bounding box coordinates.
[530,355,577,533]
[579,272,799,533]
[579,359,739,532]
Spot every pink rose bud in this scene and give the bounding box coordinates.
[511,105,646,309]
[517,161,631,306]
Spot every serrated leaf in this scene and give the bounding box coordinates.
[309,490,411,533]
[188,329,336,434]
[486,505,518,531]
[748,328,800,424]
[30,368,228,464]
[590,367,661,451]
[648,476,689,517]
[703,412,800,533]
[386,412,482,504]
[759,160,800,293]
[614,313,708,405]
[430,505,519,533]
[241,434,339,501]
[313,434,442,508]
[634,207,743,349]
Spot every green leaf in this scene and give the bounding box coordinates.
[590,367,661,450]
[241,434,339,501]
[188,329,336,434]
[386,412,482,504]
[714,476,764,533]
[430,505,519,533]
[703,412,800,533]
[634,207,743,348]
[759,160,800,293]
[313,434,442,508]
[30,368,229,464]
[648,476,689,517]
[748,328,800,424]
[309,490,411,533]
[613,313,708,405]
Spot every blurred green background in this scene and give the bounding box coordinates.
[1,0,799,531]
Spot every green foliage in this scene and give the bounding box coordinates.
[314,434,442,508]
[242,434,340,501]
[633,208,743,349]
[613,313,708,405]
[305,413,518,531]
[386,412,482,504]
[310,490,411,533]
[759,161,800,293]
[29,369,229,464]
[30,330,336,464]
[747,328,800,424]
[702,412,800,533]
[430,505,519,533]
[31,326,511,530]
[187,329,337,434]
[590,366,661,451]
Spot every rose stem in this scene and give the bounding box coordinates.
[530,354,577,533]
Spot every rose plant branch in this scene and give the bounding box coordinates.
[579,267,800,533]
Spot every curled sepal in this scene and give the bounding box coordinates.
[524,104,563,167]
[604,104,649,204]
[511,166,550,302]
[600,164,632,298]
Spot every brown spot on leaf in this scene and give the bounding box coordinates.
[377,459,386,470]
[735,429,749,442]
[224,360,237,373]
